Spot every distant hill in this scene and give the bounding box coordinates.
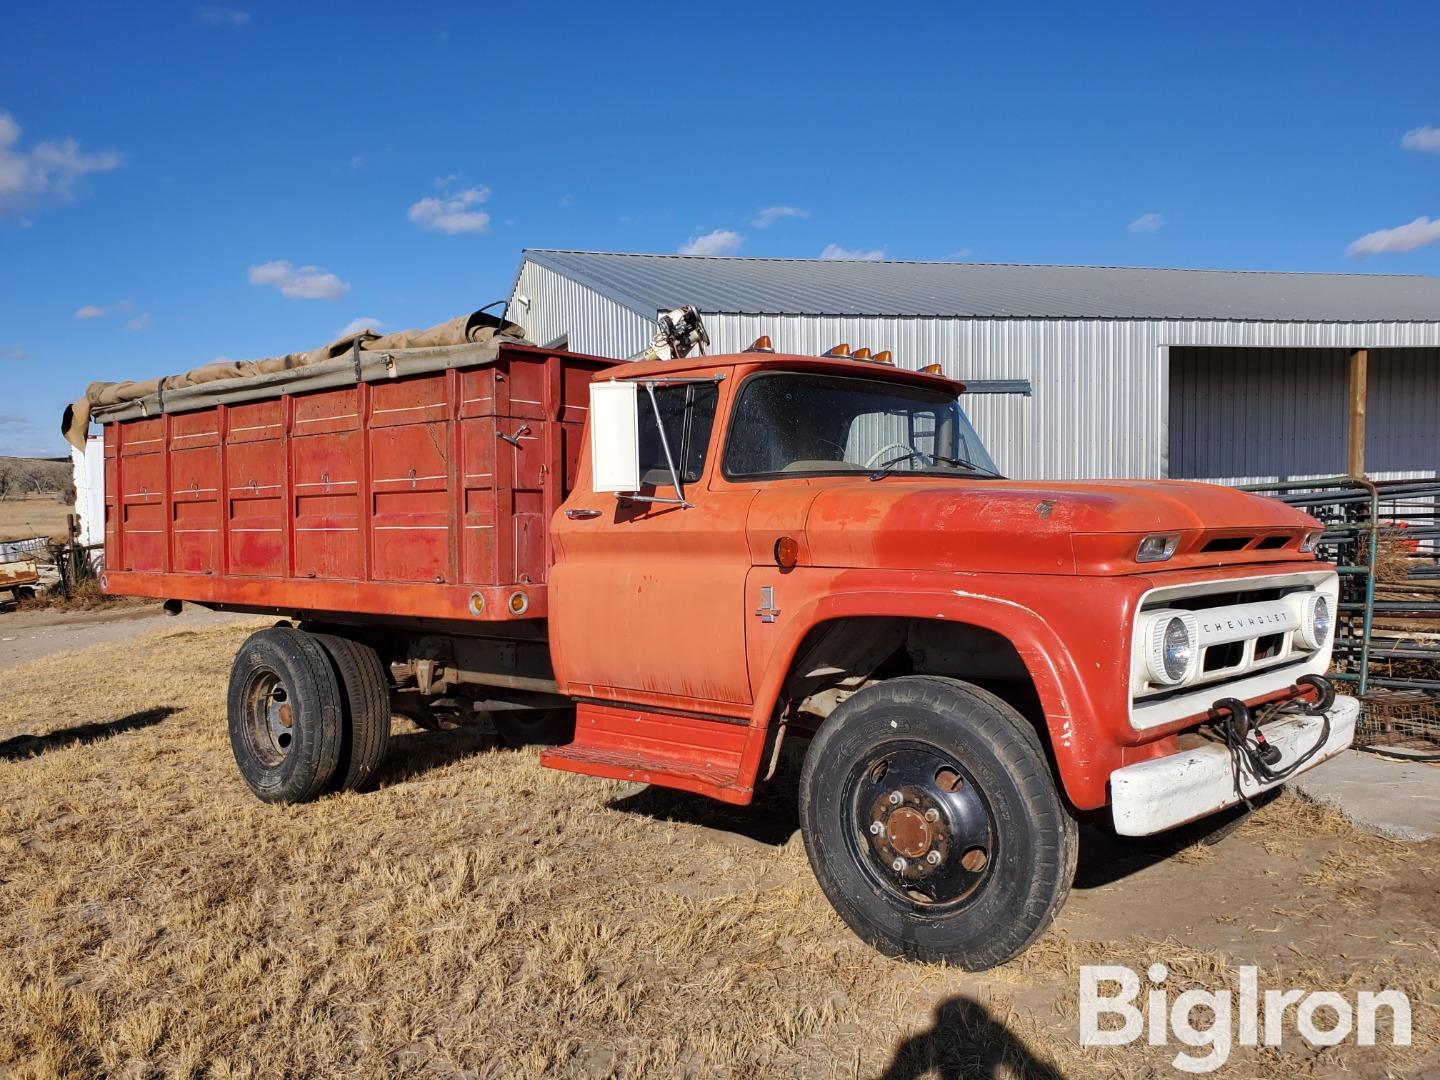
[0,456,73,501]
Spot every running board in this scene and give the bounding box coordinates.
[539,702,754,805]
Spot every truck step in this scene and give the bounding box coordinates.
[540,702,754,804]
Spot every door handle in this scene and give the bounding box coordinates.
[564,508,602,519]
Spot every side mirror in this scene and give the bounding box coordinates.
[589,381,641,492]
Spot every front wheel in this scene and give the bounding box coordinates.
[799,676,1077,970]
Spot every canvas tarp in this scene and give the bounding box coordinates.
[62,310,528,449]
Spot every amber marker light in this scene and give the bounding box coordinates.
[774,536,800,569]
[508,590,530,615]
[922,363,943,374]
[852,347,872,361]
[873,350,894,364]
[823,343,851,357]
[746,335,774,353]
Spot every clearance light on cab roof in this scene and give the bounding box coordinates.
[1136,533,1180,563]
[873,350,893,364]
[745,335,774,353]
[823,343,852,357]
[921,363,943,374]
[852,347,872,360]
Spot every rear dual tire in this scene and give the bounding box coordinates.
[799,675,1077,970]
[227,627,391,803]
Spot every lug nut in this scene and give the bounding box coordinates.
[869,821,884,835]
[891,857,907,872]
[924,808,939,823]
[926,850,942,865]
[888,791,903,806]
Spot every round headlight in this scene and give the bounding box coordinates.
[1146,613,1198,686]
[1297,594,1331,650]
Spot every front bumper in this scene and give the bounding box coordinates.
[1109,694,1358,836]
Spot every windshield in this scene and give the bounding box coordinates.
[722,371,1000,480]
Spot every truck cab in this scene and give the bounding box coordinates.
[541,345,1354,967]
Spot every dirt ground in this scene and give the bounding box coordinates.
[0,496,71,543]
[0,603,243,670]
[0,618,1434,1078]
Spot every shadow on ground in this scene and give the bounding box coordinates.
[0,706,178,762]
[607,744,805,846]
[878,994,1064,1080]
[371,724,502,788]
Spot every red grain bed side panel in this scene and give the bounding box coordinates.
[100,344,608,621]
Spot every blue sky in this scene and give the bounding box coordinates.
[2,1,1440,456]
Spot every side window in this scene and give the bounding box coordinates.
[637,384,719,486]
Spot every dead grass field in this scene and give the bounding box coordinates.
[0,620,1435,1078]
[0,496,70,543]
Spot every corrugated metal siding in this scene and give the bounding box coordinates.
[510,258,1440,481]
[1369,348,1440,473]
[509,261,654,362]
[1169,346,1440,481]
[1169,347,1350,479]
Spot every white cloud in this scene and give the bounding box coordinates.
[338,317,383,337]
[1401,126,1440,153]
[752,205,809,229]
[950,247,975,258]
[197,6,250,25]
[679,229,743,256]
[1347,215,1440,258]
[819,243,885,261]
[407,186,491,234]
[75,300,146,325]
[1128,213,1166,233]
[248,260,350,300]
[0,111,121,218]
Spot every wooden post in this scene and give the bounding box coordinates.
[1347,348,1368,478]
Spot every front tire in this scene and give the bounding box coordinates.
[228,627,344,803]
[799,676,1077,970]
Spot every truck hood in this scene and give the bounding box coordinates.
[802,477,1322,575]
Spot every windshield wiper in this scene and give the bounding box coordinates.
[868,451,998,481]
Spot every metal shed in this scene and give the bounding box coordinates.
[508,250,1440,483]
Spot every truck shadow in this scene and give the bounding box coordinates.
[0,706,177,762]
[877,993,1063,1079]
[607,745,806,847]
[1072,796,1264,890]
[371,725,499,788]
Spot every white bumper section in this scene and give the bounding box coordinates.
[1110,695,1359,836]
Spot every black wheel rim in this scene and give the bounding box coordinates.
[241,666,295,767]
[842,740,997,912]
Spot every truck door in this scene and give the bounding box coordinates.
[550,378,757,709]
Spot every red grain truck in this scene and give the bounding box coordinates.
[66,312,1355,969]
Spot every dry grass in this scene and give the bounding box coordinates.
[0,622,1435,1078]
[0,496,70,543]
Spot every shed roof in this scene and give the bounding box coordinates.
[521,249,1440,323]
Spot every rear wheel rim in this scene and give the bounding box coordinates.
[842,741,997,912]
[241,667,295,767]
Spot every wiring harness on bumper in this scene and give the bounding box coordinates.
[1207,674,1337,808]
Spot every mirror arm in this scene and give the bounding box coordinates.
[642,381,691,508]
